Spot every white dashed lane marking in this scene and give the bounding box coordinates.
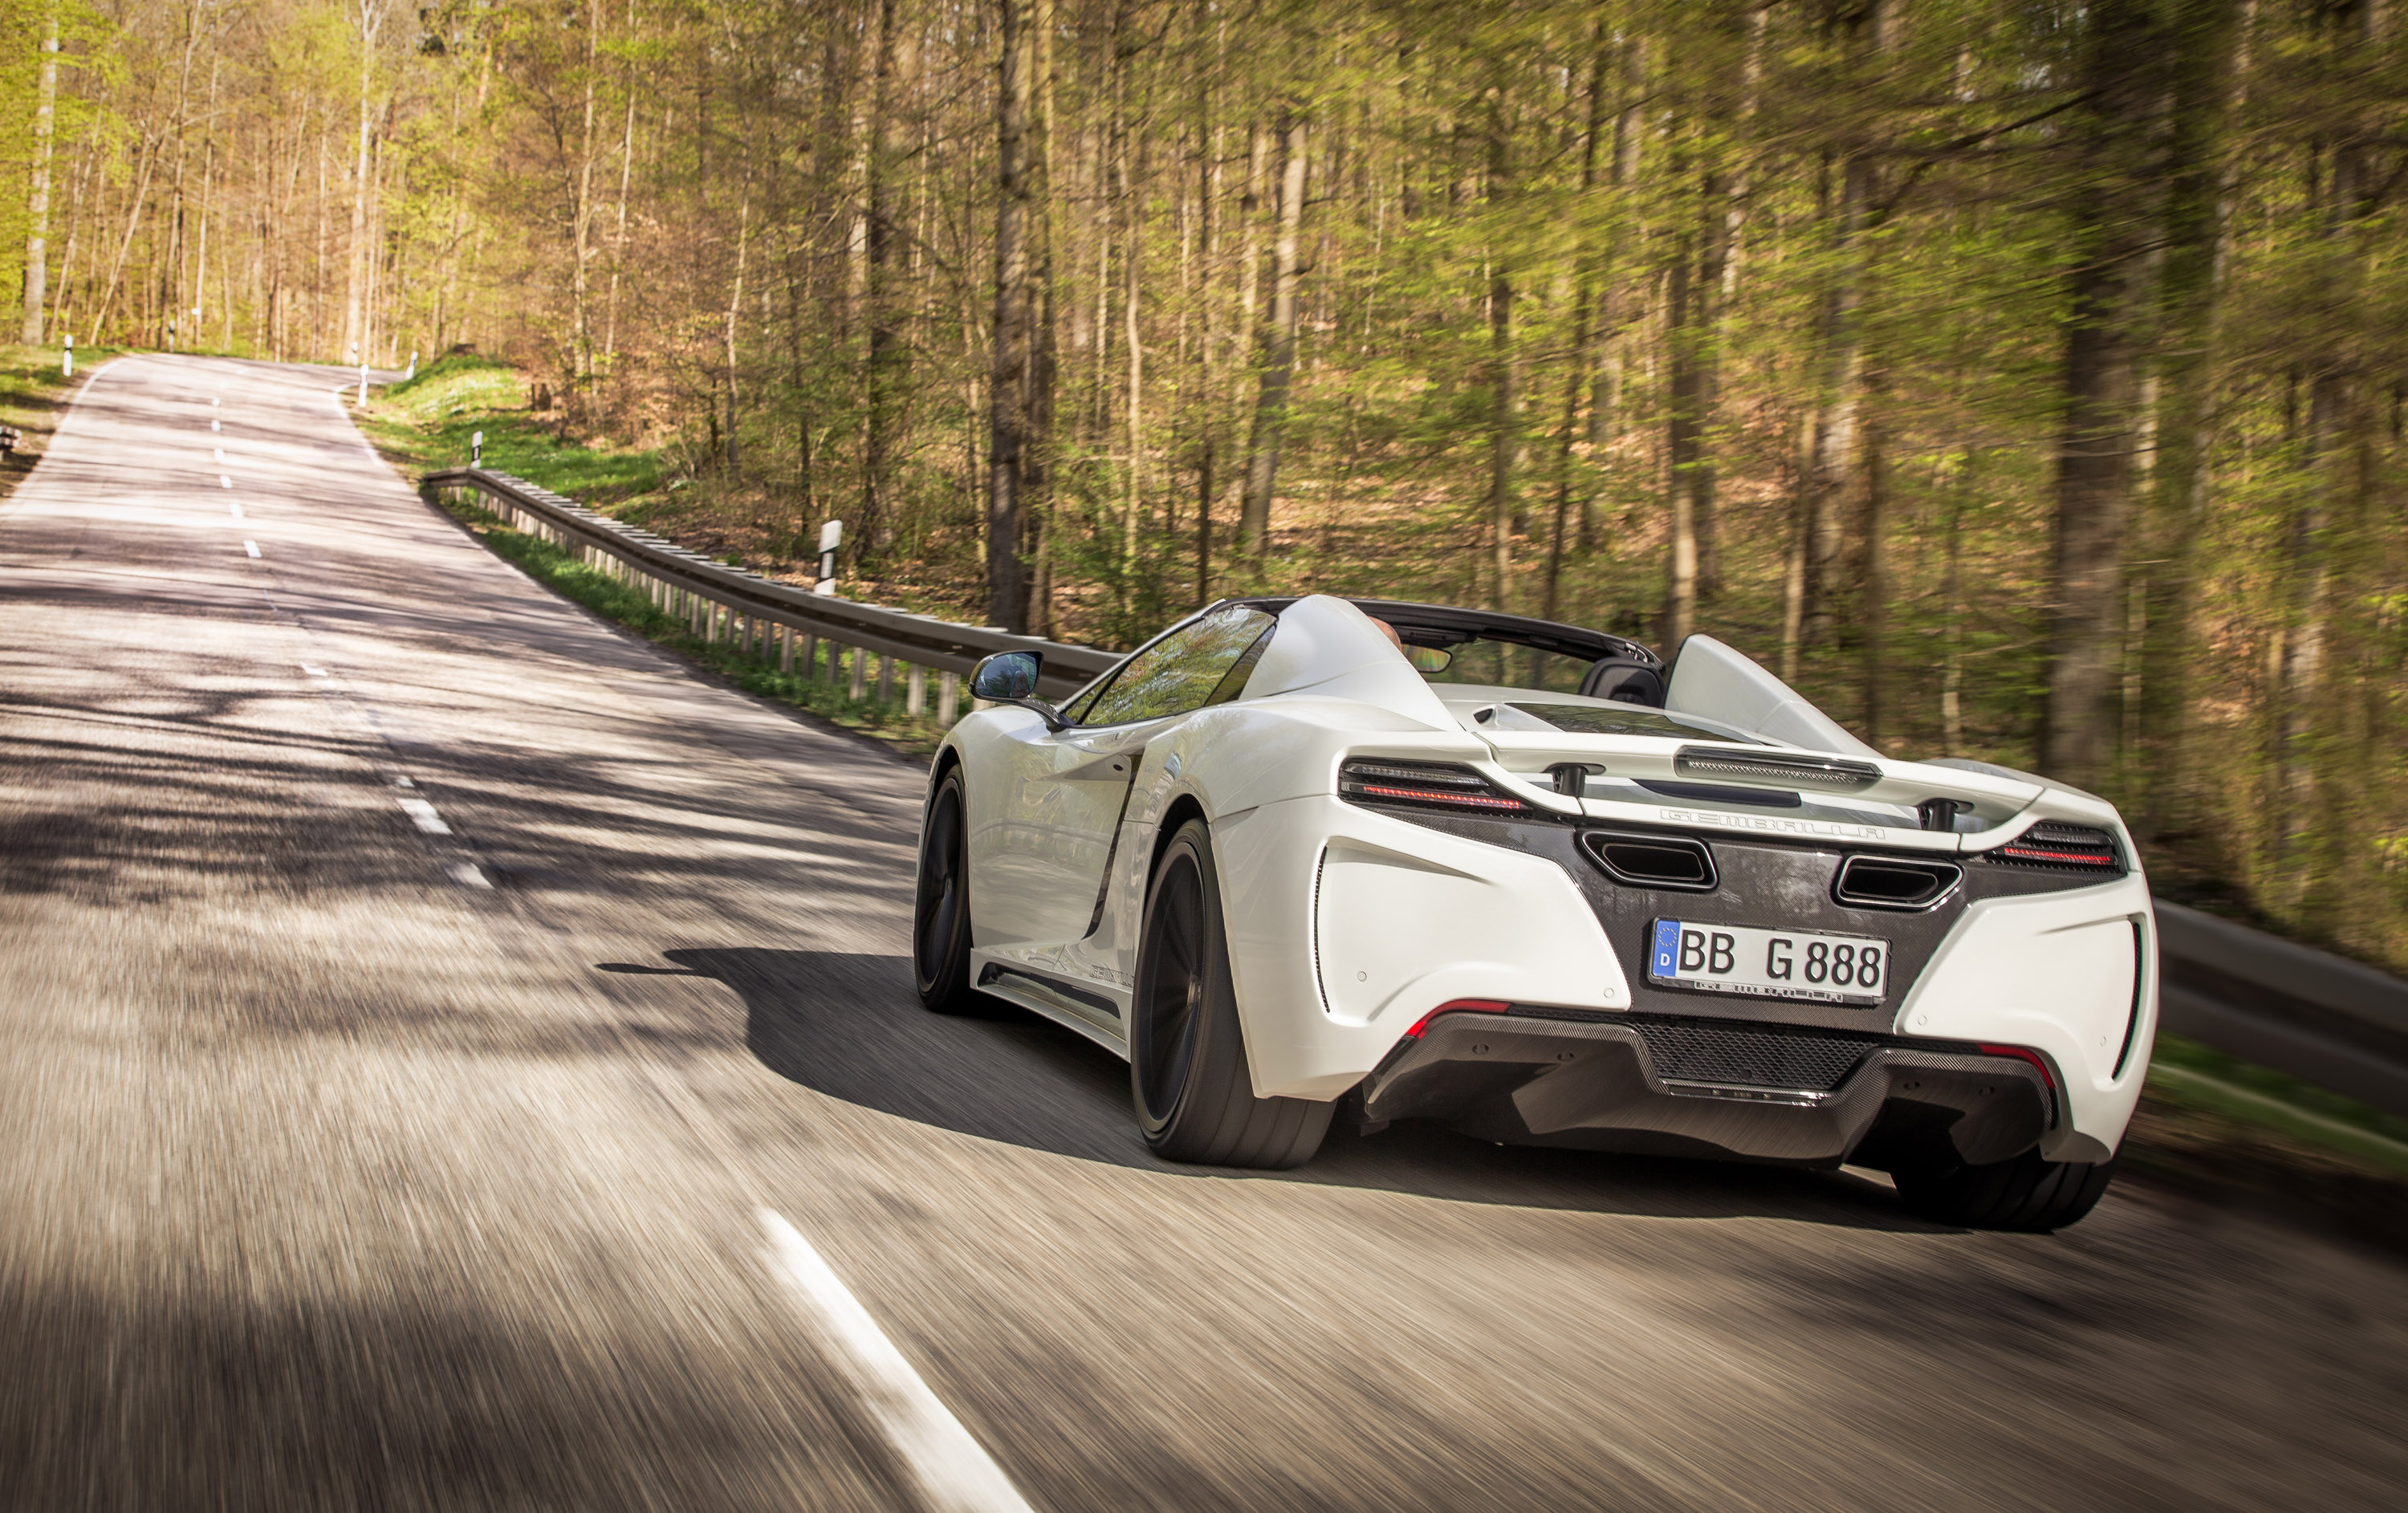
[397,798,452,836]
[758,1209,1035,1513]
[446,862,492,889]
[230,502,243,519]
[219,475,232,488]
[242,540,260,558]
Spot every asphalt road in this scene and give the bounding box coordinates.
[2,354,2404,1511]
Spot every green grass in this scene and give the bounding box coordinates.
[431,490,952,759]
[2142,1031,2408,1177]
[0,340,122,427]
[367,353,667,505]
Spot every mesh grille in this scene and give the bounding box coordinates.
[1629,1017,1879,1092]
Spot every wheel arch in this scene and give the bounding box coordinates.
[1148,792,1210,886]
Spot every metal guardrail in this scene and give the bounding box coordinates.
[424,466,2408,1121]
[2155,901,2408,1120]
[422,468,1118,706]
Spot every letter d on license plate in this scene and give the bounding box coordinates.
[1648,919,1890,1007]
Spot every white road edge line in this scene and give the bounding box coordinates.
[243,540,261,558]
[757,1208,1035,1513]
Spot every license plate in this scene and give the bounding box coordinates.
[1647,919,1891,1007]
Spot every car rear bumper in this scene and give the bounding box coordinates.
[1357,1009,2054,1169]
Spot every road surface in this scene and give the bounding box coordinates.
[2,354,2403,1511]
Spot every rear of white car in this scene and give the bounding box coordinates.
[924,592,2151,1229]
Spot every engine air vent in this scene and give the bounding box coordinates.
[1833,855,1964,910]
[1991,821,2122,872]
[1580,831,1719,892]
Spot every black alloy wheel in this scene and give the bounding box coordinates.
[913,770,981,1014]
[1130,818,1332,1169]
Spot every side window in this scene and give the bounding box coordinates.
[1077,605,1278,726]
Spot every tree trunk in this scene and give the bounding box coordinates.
[2138,0,2245,839]
[1544,32,1612,623]
[1662,143,1726,647]
[342,0,388,366]
[20,3,59,344]
[861,0,915,568]
[987,0,1055,633]
[2040,0,2160,788]
[1238,108,1308,567]
[1484,95,1515,612]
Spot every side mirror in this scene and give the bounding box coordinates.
[969,651,1072,730]
[970,650,1040,701]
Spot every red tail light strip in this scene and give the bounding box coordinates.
[1404,999,1511,1039]
[1979,1043,2055,1088]
[1356,783,1525,811]
[1995,844,2117,867]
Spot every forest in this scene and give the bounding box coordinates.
[1,0,2404,970]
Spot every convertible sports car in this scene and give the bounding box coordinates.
[913,594,2154,1230]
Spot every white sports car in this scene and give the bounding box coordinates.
[913,594,2154,1230]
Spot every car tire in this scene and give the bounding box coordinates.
[1130,818,1332,1169]
[1892,1147,2118,1231]
[912,768,984,1015]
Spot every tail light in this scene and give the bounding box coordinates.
[1979,1043,2056,1090]
[1991,821,2122,872]
[1404,999,1510,1039]
[1339,759,1528,814]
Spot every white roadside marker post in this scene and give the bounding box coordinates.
[357,364,369,407]
[816,519,843,595]
[471,430,482,468]
[61,336,71,377]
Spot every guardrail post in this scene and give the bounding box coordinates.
[906,663,925,717]
[938,670,959,726]
[848,645,868,701]
[802,632,817,677]
[779,623,794,673]
[877,655,894,705]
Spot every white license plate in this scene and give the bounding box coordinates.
[1647,919,1892,1007]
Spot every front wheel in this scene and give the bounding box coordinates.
[1129,819,1331,1169]
[912,770,982,1015]
[1893,1148,2117,1231]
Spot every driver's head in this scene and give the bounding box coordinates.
[1368,617,1405,653]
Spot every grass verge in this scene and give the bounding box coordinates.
[432,490,952,760]
[0,342,122,505]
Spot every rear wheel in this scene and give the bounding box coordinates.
[1130,819,1331,1169]
[912,770,982,1015]
[1893,1148,2118,1231]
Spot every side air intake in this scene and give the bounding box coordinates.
[1580,831,1719,892]
[1833,855,1963,910]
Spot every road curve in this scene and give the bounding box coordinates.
[2,354,2403,1511]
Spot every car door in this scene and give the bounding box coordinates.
[971,604,1277,950]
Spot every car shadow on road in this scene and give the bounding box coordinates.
[657,946,1938,1232]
